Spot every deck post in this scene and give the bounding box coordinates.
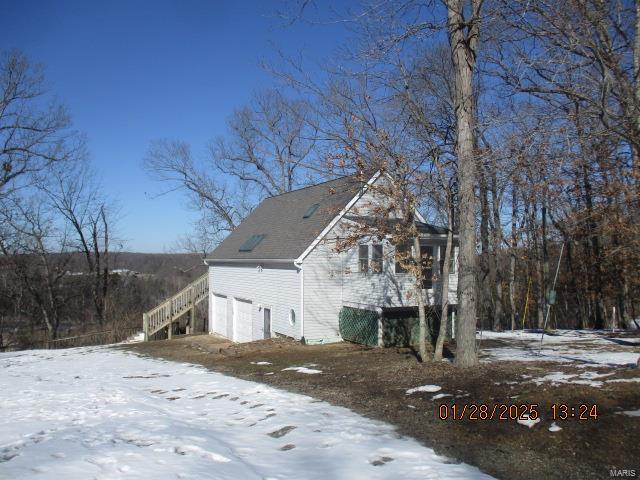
[143,313,149,341]
[187,286,195,334]
[168,298,173,339]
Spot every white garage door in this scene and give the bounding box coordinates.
[233,298,253,343]
[212,294,227,337]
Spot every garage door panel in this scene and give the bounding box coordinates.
[226,298,233,339]
[234,298,253,342]
[212,294,227,337]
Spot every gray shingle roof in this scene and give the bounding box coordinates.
[343,216,449,235]
[207,175,367,261]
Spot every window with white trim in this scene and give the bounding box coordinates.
[421,245,435,289]
[358,244,369,273]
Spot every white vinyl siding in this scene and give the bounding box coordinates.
[348,175,400,218]
[342,237,419,308]
[302,216,459,331]
[383,244,458,306]
[302,237,344,343]
[209,263,301,341]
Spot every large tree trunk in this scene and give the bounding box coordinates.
[580,162,605,329]
[447,0,480,367]
[566,241,584,329]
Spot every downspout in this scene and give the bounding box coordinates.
[294,260,305,343]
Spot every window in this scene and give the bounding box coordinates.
[289,309,296,326]
[395,243,410,274]
[371,244,383,274]
[440,245,456,274]
[239,234,266,252]
[420,245,434,289]
[303,203,320,218]
[358,244,369,273]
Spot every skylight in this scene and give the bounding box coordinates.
[303,203,320,218]
[239,234,266,252]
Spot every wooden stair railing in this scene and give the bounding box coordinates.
[142,273,209,340]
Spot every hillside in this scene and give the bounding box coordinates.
[0,252,209,350]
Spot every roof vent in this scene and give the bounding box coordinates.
[239,234,266,252]
[303,203,320,218]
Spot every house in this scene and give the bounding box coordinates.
[203,171,458,345]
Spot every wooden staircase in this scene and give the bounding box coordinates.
[142,273,209,340]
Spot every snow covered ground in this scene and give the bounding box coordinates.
[0,347,493,480]
[477,329,640,389]
[478,329,640,367]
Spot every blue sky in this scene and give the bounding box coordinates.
[1,0,350,252]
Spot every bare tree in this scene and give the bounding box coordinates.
[41,161,115,326]
[212,89,318,197]
[493,0,639,202]
[145,90,318,252]
[0,50,82,341]
[486,0,640,327]
[0,194,73,340]
[144,139,247,247]
[0,51,79,195]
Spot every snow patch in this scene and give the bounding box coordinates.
[530,371,617,388]
[119,331,145,344]
[548,422,562,432]
[406,385,442,395]
[282,367,322,374]
[517,414,541,428]
[432,393,452,400]
[620,409,640,417]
